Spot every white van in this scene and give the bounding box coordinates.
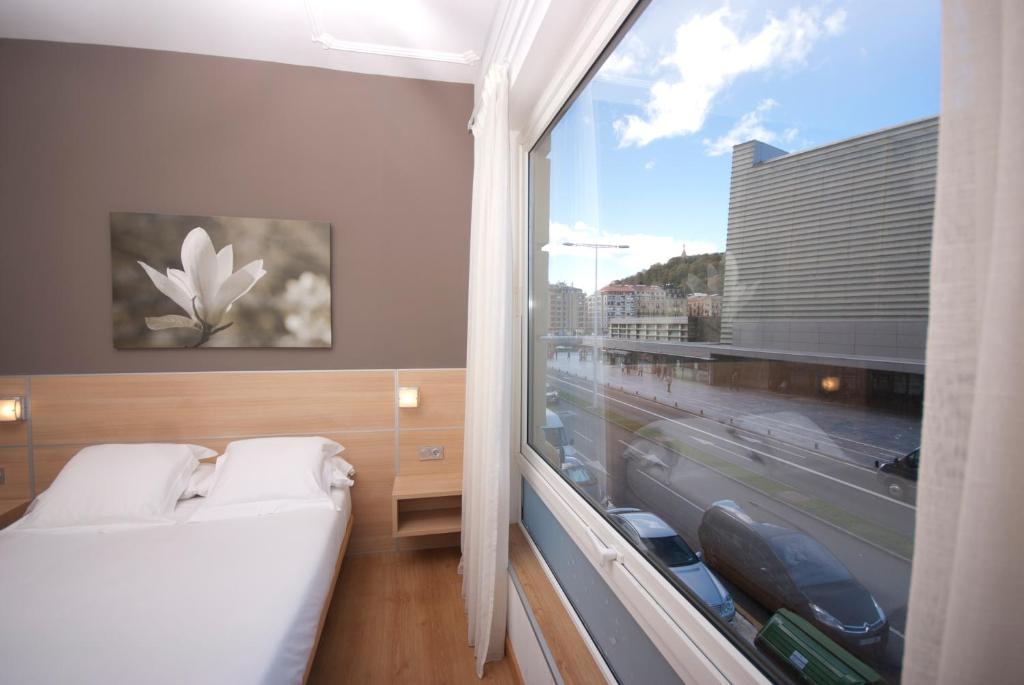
[543,408,577,464]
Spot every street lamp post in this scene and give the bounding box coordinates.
[562,242,629,406]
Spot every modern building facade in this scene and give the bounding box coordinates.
[720,117,938,362]
[608,316,688,343]
[548,282,585,335]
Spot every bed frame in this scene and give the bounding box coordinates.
[303,513,354,683]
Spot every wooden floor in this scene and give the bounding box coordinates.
[308,547,521,684]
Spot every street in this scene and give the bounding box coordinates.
[540,358,921,679]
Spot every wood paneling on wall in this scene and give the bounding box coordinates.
[2,370,465,553]
[397,369,466,430]
[0,447,32,500]
[0,377,28,447]
[31,371,395,444]
[398,428,464,477]
[0,377,30,500]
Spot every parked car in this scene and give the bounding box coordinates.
[875,447,919,501]
[545,383,559,406]
[608,508,736,622]
[698,500,888,657]
[542,409,576,464]
[561,456,603,502]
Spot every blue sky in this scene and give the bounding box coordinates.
[540,0,940,291]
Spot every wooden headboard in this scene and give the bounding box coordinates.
[0,369,465,554]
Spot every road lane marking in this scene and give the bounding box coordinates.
[569,368,887,472]
[693,437,715,447]
[573,431,594,443]
[634,468,705,514]
[627,442,915,566]
[556,368,884,472]
[551,363,909,462]
[551,375,917,512]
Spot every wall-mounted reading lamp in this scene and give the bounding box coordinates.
[0,396,26,422]
[398,387,420,409]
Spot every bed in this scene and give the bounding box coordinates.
[0,486,352,685]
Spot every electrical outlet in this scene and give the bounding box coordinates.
[418,446,444,461]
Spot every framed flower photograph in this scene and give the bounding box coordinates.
[111,212,332,348]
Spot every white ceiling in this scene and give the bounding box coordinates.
[0,0,501,83]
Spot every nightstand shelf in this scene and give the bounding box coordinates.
[392,473,462,538]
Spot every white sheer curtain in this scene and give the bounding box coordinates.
[460,63,511,677]
[903,2,1024,682]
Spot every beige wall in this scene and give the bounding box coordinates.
[0,39,473,374]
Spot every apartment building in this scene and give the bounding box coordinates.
[547,282,585,335]
[608,316,688,343]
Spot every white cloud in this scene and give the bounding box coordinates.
[614,5,846,148]
[703,98,797,156]
[599,33,648,76]
[824,9,847,35]
[644,160,657,171]
[542,221,719,292]
[602,52,637,76]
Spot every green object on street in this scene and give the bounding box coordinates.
[755,609,884,685]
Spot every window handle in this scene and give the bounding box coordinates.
[586,527,620,565]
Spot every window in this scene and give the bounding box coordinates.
[641,534,700,568]
[525,0,939,681]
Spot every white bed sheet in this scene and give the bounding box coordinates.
[0,487,351,685]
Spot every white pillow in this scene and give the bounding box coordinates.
[326,455,356,488]
[190,436,342,521]
[179,462,216,499]
[19,443,212,531]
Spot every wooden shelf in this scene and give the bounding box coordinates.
[392,473,462,499]
[394,507,462,538]
[392,473,463,538]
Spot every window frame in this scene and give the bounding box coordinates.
[510,1,774,682]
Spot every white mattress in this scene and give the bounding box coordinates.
[0,487,351,685]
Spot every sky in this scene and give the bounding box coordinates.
[538,0,941,292]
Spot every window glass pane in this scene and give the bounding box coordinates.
[526,1,938,681]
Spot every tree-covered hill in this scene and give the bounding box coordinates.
[614,251,724,294]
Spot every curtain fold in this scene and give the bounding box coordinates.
[461,63,512,678]
[903,1,1024,682]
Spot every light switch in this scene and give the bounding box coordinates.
[418,446,444,461]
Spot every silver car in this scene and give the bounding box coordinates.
[608,508,736,622]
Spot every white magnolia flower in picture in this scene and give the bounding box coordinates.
[280,271,332,346]
[138,227,266,347]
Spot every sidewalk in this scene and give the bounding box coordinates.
[548,355,921,466]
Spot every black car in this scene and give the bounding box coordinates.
[875,447,919,501]
[698,500,889,658]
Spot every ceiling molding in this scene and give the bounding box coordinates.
[304,0,480,66]
[478,0,550,88]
